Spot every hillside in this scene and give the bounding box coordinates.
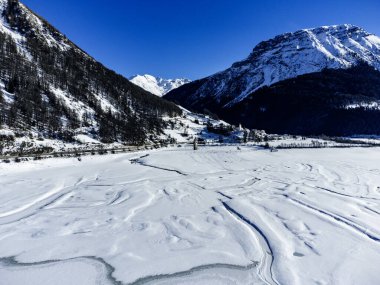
[225,64,380,136]
[0,0,181,145]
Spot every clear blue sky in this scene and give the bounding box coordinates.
[22,0,380,80]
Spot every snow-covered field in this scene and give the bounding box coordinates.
[0,146,380,285]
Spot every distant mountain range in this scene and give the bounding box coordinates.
[130,74,191,97]
[165,24,380,136]
[0,0,181,144]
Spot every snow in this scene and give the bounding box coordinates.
[0,132,118,156]
[345,102,380,110]
[0,0,73,60]
[0,257,112,285]
[49,86,97,126]
[0,0,92,67]
[0,129,14,137]
[367,35,380,47]
[0,3,32,60]
[91,90,119,114]
[73,134,100,144]
[8,1,72,52]
[1,146,380,284]
[161,107,235,144]
[130,74,191,96]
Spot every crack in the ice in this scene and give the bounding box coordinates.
[128,262,258,285]
[0,256,123,285]
[0,256,259,285]
[130,155,187,176]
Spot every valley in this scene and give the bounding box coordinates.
[1,0,380,284]
[1,146,380,284]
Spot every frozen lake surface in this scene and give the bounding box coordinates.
[0,146,380,285]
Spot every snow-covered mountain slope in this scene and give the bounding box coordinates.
[0,0,181,145]
[130,74,191,96]
[166,24,380,108]
[0,0,72,53]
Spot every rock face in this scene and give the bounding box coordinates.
[165,24,380,110]
[0,0,181,144]
[130,74,191,97]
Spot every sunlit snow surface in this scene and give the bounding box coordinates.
[1,146,380,285]
[130,75,191,97]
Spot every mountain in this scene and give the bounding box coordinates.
[130,74,191,97]
[166,24,380,109]
[165,24,380,135]
[0,0,181,145]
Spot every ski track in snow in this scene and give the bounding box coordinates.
[0,146,380,284]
